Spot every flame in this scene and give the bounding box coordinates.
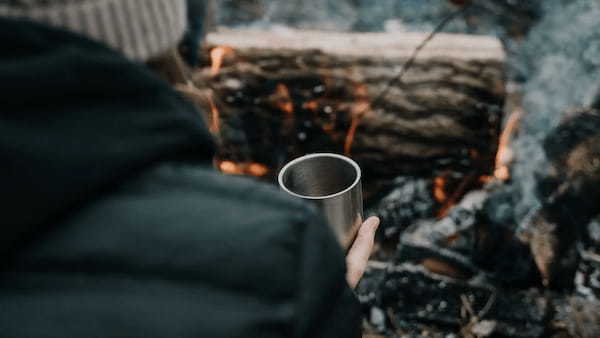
[344,114,361,155]
[271,83,294,115]
[218,160,244,175]
[434,174,454,218]
[437,202,455,219]
[344,83,370,155]
[247,163,269,176]
[302,100,319,112]
[433,176,448,202]
[173,83,222,137]
[322,122,335,133]
[495,166,510,181]
[446,232,460,245]
[494,109,523,180]
[436,172,478,219]
[216,160,270,177]
[479,175,494,184]
[210,46,234,77]
[207,93,221,134]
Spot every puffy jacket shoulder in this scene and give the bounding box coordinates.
[0,163,360,338]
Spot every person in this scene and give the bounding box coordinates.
[0,1,379,337]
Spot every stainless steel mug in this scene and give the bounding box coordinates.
[278,153,363,248]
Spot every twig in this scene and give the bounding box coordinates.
[345,3,474,154]
[386,308,407,338]
[461,294,476,318]
[437,170,479,218]
[478,291,497,319]
[368,3,474,111]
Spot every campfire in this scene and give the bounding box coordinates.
[187,1,600,336]
[195,29,504,197]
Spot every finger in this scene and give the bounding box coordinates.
[346,216,379,289]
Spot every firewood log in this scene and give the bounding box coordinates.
[193,29,506,198]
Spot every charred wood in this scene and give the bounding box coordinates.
[525,110,600,290]
[194,30,505,198]
[367,176,437,245]
[397,190,539,287]
[357,263,547,337]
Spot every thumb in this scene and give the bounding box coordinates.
[346,216,379,289]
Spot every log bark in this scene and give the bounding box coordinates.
[193,29,506,198]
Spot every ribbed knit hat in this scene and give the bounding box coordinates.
[0,0,187,61]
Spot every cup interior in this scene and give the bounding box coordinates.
[279,154,359,199]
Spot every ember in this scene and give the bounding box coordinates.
[270,83,294,115]
[247,163,270,176]
[216,160,270,177]
[206,93,221,134]
[437,202,454,219]
[302,100,319,112]
[433,176,448,203]
[217,160,243,175]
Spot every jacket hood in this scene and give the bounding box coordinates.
[0,18,215,257]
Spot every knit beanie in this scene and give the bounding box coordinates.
[0,0,187,61]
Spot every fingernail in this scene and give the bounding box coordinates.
[368,216,380,230]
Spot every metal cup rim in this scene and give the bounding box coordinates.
[278,153,362,200]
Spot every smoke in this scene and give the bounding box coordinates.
[215,0,600,230]
[509,0,600,226]
[216,0,472,33]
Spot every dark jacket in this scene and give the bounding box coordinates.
[0,18,361,338]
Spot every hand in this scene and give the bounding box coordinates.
[345,216,380,289]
